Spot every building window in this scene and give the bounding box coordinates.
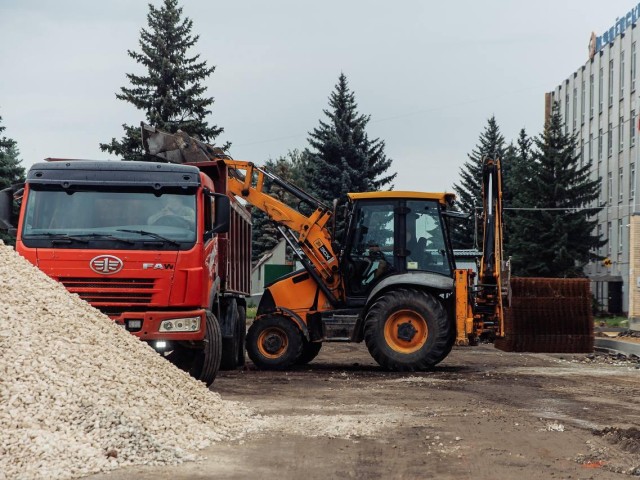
[597,224,603,256]
[618,219,624,252]
[630,162,636,200]
[599,66,604,113]
[609,59,614,107]
[620,50,625,98]
[573,87,578,130]
[598,128,603,161]
[619,167,624,202]
[589,133,593,161]
[632,110,636,147]
[608,172,613,204]
[581,78,585,125]
[619,116,624,152]
[607,221,612,255]
[608,122,613,157]
[632,42,637,92]
[565,93,569,134]
[580,139,584,167]
[589,73,595,118]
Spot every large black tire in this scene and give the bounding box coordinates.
[246,315,303,370]
[191,310,222,386]
[220,300,239,371]
[236,306,247,367]
[295,339,322,365]
[364,288,451,371]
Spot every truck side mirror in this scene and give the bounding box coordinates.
[0,186,16,233]
[211,193,230,234]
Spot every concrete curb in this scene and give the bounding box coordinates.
[594,337,640,356]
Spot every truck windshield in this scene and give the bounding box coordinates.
[22,189,196,246]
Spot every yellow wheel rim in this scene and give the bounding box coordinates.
[257,327,289,359]
[383,309,428,353]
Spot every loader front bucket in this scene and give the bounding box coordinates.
[140,123,227,164]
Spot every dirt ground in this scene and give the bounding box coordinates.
[89,344,640,480]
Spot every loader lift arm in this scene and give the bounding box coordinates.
[141,124,343,305]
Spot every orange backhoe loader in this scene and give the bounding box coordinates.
[141,125,511,370]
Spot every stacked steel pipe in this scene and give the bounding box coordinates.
[495,277,594,353]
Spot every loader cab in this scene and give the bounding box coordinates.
[342,192,456,303]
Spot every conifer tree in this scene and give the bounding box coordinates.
[503,128,531,253]
[304,73,395,204]
[0,113,26,245]
[509,103,604,277]
[100,0,225,160]
[452,116,506,249]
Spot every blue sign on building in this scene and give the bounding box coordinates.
[593,4,640,55]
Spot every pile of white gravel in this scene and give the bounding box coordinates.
[0,242,259,480]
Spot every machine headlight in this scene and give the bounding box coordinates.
[159,316,201,332]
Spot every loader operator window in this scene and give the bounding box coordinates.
[345,202,396,295]
[405,200,451,275]
[22,188,197,249]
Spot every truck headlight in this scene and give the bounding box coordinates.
[159,316,201,332]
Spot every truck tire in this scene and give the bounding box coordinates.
[191,310,222,386]
[246,315,302,370]
[364,288,451,371]
[220,300,239,371]
[237,306,247,367]
[295,339,322,365]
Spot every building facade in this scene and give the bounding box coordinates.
[549,5,640,316]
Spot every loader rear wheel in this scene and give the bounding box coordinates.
[295,339,322,365]
[364,288,450,371]
[191,310,222,386]
[246,315,303,370]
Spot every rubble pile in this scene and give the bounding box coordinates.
[0,242,258,480]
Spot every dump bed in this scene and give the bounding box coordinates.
[194,159,251,296]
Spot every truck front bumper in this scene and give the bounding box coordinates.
[109,309,207,341]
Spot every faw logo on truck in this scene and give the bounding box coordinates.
[90,255,124,275]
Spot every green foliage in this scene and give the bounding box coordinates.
[100,0,225,160]
[304,73,395,211]
[503,128,532,253]
[0,113,26,246]
[508,102,604,277]
[452,116,506,249]
[252,150,308,264]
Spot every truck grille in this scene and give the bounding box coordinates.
[59,277,157,305]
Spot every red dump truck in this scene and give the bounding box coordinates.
[0,158,251,385]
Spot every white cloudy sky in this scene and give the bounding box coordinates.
[0,0,635,191]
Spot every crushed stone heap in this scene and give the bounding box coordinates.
[0,242,259,480]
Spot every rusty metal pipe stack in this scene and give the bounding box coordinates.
[494,278,594,353]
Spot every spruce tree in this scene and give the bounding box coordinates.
[503,128,531,253]
[0,113,26,245]
[509,103,604,277]
[452,116,506,249]
[100,0,225,160]
[304,73,395,205]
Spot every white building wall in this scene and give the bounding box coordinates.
[552,17,640,313]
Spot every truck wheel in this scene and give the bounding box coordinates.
[220,300,239,371]
[295,339,322,365]
[364,288,450,371]
[237,306,247,367]
[191,310,222,386]
[246,315,302,370]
